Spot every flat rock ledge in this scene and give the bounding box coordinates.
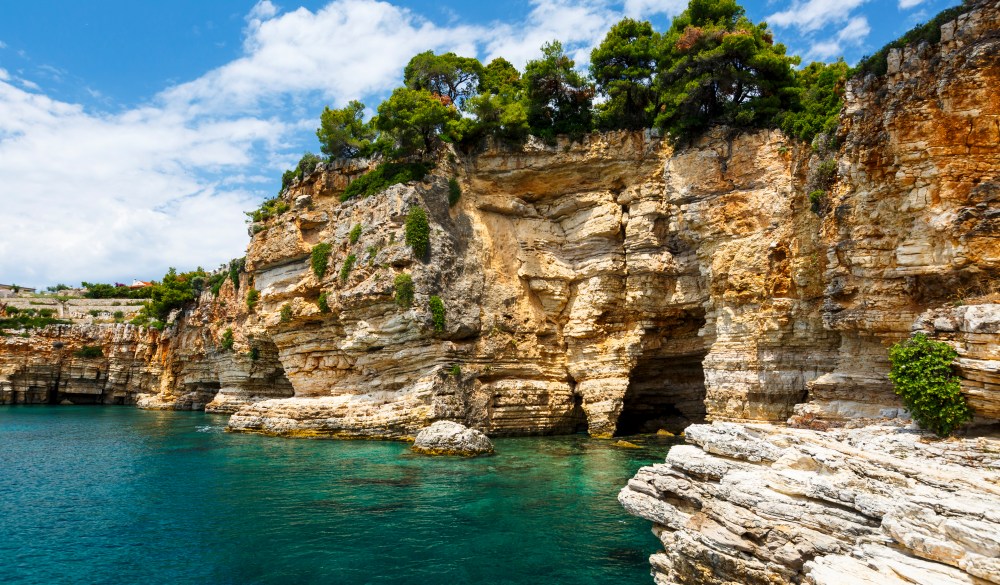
[619,422,1000,585]
[411,421,494,457]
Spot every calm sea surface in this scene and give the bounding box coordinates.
[0,406,671,584]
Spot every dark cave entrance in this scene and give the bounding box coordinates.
[616,312,708,436]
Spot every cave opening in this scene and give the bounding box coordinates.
[616,312,708,436]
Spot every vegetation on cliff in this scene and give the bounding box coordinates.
[852,1,973,77]
[888,333,973,437]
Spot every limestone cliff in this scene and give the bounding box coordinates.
[1,0,997,445]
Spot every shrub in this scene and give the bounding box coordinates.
[888,333,973,437]
[311,243,332,279]
[246,197,290,223]
[74,345,103,359]
[340,162,431,202]
[405,206,430,259]
[246,288,260,311]
[208,272,226,296]
[249,346,260,361]
[449,364,462,377]
[89,310,100,317]
[340,254,357,281]
[229,258,245,291]
[220,328,234,351]
[149,320,165,331]
[113,311,124,319]
[808,190,826,213]
[349,223,363,245]
[366,245,378,264]
[429,295,445,333]
[280,303,292,323]
[394,273,415,307]
[816,159,838,187]
[317,292,331,313]
[448,178,462,206]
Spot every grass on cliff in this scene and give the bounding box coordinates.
[340,162,431,202]
[0,311,70,332]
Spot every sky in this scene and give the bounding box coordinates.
[0,0,961,289]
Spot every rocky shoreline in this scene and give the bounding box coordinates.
[620,422,1000,584]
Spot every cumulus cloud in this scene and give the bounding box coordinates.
[0,79,284,287]
[160,0,486,116]
[483,0,620,66]
[767,0,870,33]
[1,0,642,288]
[623,0,688,19]
[804,15,871,59]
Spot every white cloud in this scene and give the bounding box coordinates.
[623,0,688,20]
[0,79,284,287]
[0,0,642,288]
[160,0,486,116]
[247,0,279,22]
[484,0,619,67]
[0,40,7,49]
[899,0,927,8]
[767,0,869,33]
[804,15,870,60]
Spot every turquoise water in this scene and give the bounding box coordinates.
[0,406,670,584]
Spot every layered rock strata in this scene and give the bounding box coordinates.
[3,0,999,444]
[620,422,1000,585]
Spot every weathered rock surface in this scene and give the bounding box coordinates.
[411,420,495,456]
[2,0,998,450]
[620,422,1000,585]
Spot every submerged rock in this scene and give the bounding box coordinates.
[411,421,494,456]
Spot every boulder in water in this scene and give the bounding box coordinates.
[411,421,494,456]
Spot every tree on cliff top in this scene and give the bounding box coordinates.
[523,41,594,141]
[375,87,460,159]
[403,51,484,110]
[654,0,799,144]
[316,100,376,159]
[591,18,659,130]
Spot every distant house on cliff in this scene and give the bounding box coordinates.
[129,280,153,289]
[0,284,36,297]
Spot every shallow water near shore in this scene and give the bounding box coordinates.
[0,406,673,585]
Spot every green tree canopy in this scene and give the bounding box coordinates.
[481,57,522,95]
[590,18,659,130]
[316,100,376,159]
[523,41,594,141]
[654,0,799,144]
[403,51,484,110]
[777,60,848,144]
[375,87,460,159]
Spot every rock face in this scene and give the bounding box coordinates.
[411,420,495,456]
[619,422,1000,585]
[2,1,998,447]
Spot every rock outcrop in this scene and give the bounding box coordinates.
[1,0,997,448]
[620,422,1000,584]
[411,420,495,456]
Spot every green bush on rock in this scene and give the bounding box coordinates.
[220,328,234,351]
[394,273,414,308]
[888,333,973,437]
[429,295,445,333]
[311,243,332,279]
[405,206,430,259]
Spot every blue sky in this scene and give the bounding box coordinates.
[0,0,961,288]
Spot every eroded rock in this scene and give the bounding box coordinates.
[411,420,494,456]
